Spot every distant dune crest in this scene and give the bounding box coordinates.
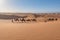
[0,13,60,23]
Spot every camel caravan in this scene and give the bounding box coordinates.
[11,14,58,23]
[11,16,37,23]
[44,17,58,22]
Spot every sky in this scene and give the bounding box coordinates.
[0,0,60,13]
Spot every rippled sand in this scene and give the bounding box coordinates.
[0,20,60,40]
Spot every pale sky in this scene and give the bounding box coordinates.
[0,0,60,13]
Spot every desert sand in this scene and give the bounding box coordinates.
[0,19,60,40]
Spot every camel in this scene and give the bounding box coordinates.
[12,18,19,23]
[31,19,37,22]
[20,18,26,23]
[55,18,58,21]
[26,19,31,22]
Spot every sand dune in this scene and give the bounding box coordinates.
[0,20,60,40]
